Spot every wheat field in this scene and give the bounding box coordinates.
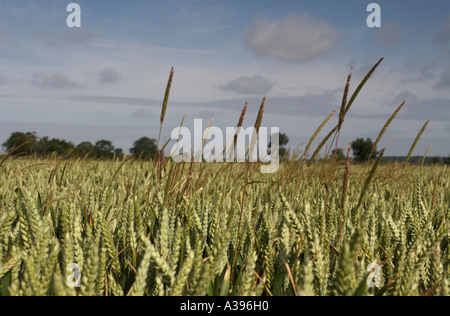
[0,158,448,296]
[0,59,449,296]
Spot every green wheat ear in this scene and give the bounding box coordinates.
[302,110,336,160]
[310,58,384,163]
[156,67,174,156]
[356,148,385,212]
[404,120,430,166]
[370,101,405,160]
[161,67,174,126]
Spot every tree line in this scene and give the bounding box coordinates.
[1,132,449,164]
[1,131,158,159]
[334,137,450,165]
[1,131,292,161]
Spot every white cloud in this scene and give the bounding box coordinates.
[223,75,273,94]
[391,91,450,122]
[99,68,120,84]
[31,70,81,89]
[244,13,340,62]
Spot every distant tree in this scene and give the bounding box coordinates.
[430,156,442,165]
[269,133,289,161]
[37,137,74,157]
[351,138,378,163]
[130,137,158,159]
[444,155,450,165]
[114,148,124,159]
[74,142,95,157]
[94,140,115,159]
[36,136,49,156]
[332,148,346,161]
[278,133,289,148]
[2,131,38,156]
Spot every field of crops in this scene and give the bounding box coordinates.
[0,156,448,296]
[1,59,449,297]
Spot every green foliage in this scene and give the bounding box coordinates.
[129,137,158,160]
[332,148,346,161]
[444,155,450,165]
[430,157,442,165]
[113,148,125,159]
[352,138,379,162]
[2,132,38,156]
[279,133,289,161]
[269,133,289,161]
[74,141,95,157]
[37,137,75,157]
[1,132,126,160]
[94,140,116,159]
[278,133,289,148]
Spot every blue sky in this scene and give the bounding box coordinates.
[1,0,449,156]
